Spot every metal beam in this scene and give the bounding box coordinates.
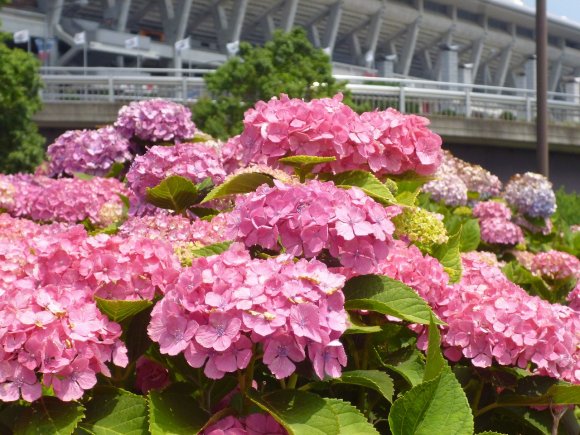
[397,17,421,75]
[350,34,362,64]
[190,0,227,32]
[309,24,321,48]
[364,2,385,67]
[117,0,132,32]
[322,0,343,54]
[263,14,276,40]
[213,4,229,48]
[471,35,486,80]
[494,43,513,87]
[228,0,249,43]
[281,0,299,32]
[128,0,156,28]
[244,0,285,35]
[421,49,433,78]
[549,54,564,92]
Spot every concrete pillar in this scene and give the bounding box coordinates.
[439,43,458,85]
[377,55,397,77]
[524,55,536,90]
[458,63,473,86]
[564,77,580,104]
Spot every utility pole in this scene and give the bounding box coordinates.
[536,0,549,177]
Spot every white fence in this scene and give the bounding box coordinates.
[39,67,580,125]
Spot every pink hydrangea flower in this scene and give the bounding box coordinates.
[239,94,442,176]
[148,243,348,380]
[228,180,397,274]
[531,250,580,280]
[47,126,132,177]
[473,201,512,220]
[479,218,524,245]
[115,98,196,143]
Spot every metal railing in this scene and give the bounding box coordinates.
[39,67,580,125]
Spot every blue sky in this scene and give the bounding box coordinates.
[518,0,580,25]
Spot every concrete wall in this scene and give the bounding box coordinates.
[445,143,580,192]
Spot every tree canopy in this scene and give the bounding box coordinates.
[192,28,349,139]
[0,10,45,173]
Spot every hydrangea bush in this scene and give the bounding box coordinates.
[1,96,578,435]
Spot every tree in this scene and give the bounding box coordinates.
[192,28,349,139]
[0,11,45,173]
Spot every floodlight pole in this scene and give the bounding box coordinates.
[536,0,549,177]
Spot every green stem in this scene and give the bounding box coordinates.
[475,402,498,417]
[470,380,484,415]
[279,378,287,389]
[287,373,298,389]
[361,336,370,370]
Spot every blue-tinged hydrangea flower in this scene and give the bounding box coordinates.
[504,172,556,218]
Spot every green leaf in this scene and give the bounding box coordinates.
[343,275,443,325]
[423,314,447,382]
[330,171,397,205]
[383,349,426,388]
[189,206,220,219]
[458,219,480,252]
[344,315,383,335]
[432,229,462,283]
[146,175,198,213]
[13,398,84,435]
[106,162,125,179]
[323,398,379,434]
[195,177,214,193]
[477,432,508,435]
[247,390,339,435]
[148,384,209,435]
[188,241,233,258]
[79,387,148,435]
[497,377,580,407]
[389,368,474,435]
[95,297,153,323]
[279,155,336,178]
[73,172,95,181]
[202,172,275,203]
[395,189,421,206]
[502,262,552,301]
[336,370,394,403]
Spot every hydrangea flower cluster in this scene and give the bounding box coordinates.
[148,243,348,380]
[118,214,228,247]
[126,142,226,210]
[392,207,448,253]
[530,250,580,281]
[473,201,523,246]
[228,180,399,274]
[0,174,128,227]
[202,414,285,435]
[0,281,129,402]
[114,99,196,143]
[0,218,180,302]
[219,135,244,174]
[422,174,468,207]
[504,172,556,218]
[47,127,133,177]
[372,241,580,384]
[422,151,501,205]
[0,219,129,402]
[567,283,580,311]
[240,94,442,176]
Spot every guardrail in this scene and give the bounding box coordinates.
[39,67,580,125]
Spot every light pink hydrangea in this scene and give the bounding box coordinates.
[118,214,228,247]
[240,94,442,176]
[371,242,580,384]
[567,284,580,311]
[473,201,512,220]
[148,243,348,380]
[47,126,132,177]
[228,180,399,274]
[114,98,196,143]
[126,142,226,213]
[0,222,129,401]
[0,174,128,227]
[479,218,524,245]
[531,250,580,281]
[219,135,245,174]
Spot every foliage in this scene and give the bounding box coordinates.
[0,29,45,173]
[192,28,348,139]
[554,187,580,227]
